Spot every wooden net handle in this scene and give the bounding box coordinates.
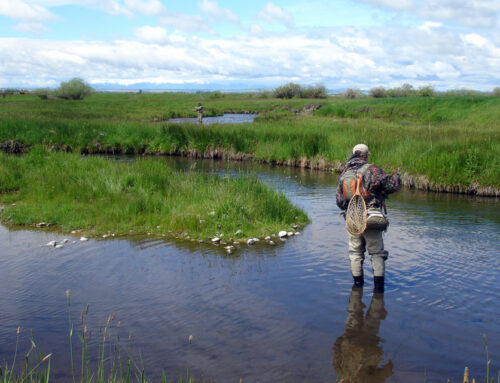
[354,177,362,197]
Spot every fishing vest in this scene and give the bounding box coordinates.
[341,163,372,201]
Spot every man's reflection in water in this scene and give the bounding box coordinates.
[333,288,393,383]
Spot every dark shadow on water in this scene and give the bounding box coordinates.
[334,288,393,383]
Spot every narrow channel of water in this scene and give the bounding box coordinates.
[167,113,257,125]
[1,157,499,382]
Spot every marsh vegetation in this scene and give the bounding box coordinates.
[1,92,499,194]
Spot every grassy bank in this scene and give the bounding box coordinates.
[0,148,307,239]
[1,93,499,194]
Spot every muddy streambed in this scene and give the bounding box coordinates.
[1,158,499,382]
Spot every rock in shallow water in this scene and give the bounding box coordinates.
[80,237,88,242]
[278,231,287,238]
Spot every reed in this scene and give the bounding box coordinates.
[1,293,212,383]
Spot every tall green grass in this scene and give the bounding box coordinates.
[0,148,308,239]
[1,93,499,191]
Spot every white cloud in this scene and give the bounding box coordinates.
[418,21,442,32]
[13,22,49,35]
[359,0,414,11]
[0,0,56,21]
[257,2,293,26]
[199,0,238,22]
[124,0,166,16]
[0,24,498,90]
[461,33,488,48]
[160,12,213,33]
[134,25,168,43]
[249,23,264,35]
[76,0,132,16]
[357,0,500,28]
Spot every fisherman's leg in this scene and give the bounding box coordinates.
[348,233,366,286]
[365,229,388,293]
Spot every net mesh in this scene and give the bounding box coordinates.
[346,194,367,236]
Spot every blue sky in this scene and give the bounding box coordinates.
[0,0,499,90]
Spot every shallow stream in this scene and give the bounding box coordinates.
[167,113,257,125]
[1,158,499,382]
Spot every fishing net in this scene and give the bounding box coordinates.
[345,179,367,236]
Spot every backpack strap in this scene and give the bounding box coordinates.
[356,163,372,198]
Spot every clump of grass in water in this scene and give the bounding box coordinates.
[65,290,148,383]
[2,291,202,383]
[0,147,308,239]
[0,326,52,383]
[444,335,499,383]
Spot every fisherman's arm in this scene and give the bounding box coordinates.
[367,165,400,195]
[336,182,348,210]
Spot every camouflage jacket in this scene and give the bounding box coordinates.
[336,157,400,210]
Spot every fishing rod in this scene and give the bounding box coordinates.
[399,98,433,175]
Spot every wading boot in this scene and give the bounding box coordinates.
[352,274,364,289]
[373,276,385,294]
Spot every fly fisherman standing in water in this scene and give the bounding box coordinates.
[336,144,401,293]
[195,102,204,124]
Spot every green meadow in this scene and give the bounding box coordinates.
[1,92,499,192]
[0,91,499,235]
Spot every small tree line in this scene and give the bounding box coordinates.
[33,78,94,100]
[344,83,500,99]
[269,82,500,99]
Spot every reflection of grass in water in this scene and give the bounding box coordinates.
[3,291,200,383]
[0,147,308,239]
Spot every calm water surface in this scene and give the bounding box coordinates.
[1,158,499,382]
[167,113,257,125]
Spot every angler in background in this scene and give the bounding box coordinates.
[336,144,400,293]
[195,102,204,124]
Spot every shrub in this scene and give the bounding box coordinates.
[56,78,94,100]
[255,90,272,99]
[208,91,224,99]
[273,82,302,99]
[442,89,482,97]
[300,84,328,99]
[273,83,328,99]
[369,86,386,98]
[417,85,435,97]
[386,83,416,98]
[343,88,362,99]
[492,87,500,97]
[32,88,52,100]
